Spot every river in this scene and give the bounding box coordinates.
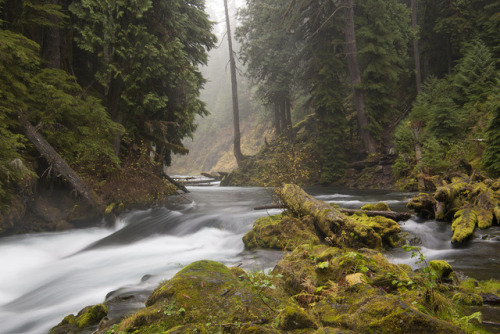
[1,185,499,333]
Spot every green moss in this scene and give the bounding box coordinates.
[407,193,436,219]
[476,208,493,229]
[242,214,320,250]
[115,260,287,333]
[50,304,107,334]
[278,305,317,331]
[451,293,483,306]
[76,304,107,328]
[317,294,462,333]
[451,209,477,243]
[347,213,401,249]
[361,202,391,211]
[429,260,453,281]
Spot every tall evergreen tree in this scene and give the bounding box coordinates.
[70,0,216,165]
[224,0,243,166]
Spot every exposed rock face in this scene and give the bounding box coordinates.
[0,188,99,237]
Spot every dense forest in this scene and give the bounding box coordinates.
[1,0,500,234]
[0,0,215,234]
[194,0,499,189]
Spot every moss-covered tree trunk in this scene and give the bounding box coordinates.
[278,184,345,238]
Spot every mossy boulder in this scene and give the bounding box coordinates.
[348,213,401,248]
[429,260,453,281]
[243,214,320,250]
[317,293,463,334]
[113,260,285,333]
[274,245,412,296]
[50,304,107,334]
[407,193,436,219]
[452,293,483,306]
[278,305,317,331]
[361,202,391,211]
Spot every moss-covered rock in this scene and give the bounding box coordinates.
[317,293,462,333]
[361,202,391,211]
[451,209,477,243]
[50,304,107,334]
[348,213,401,248]
[242,214,320,250]
[429,260,453,281]
[113,260,285,334]
[278,305,317,331]
[452,293,483,306]
[407,193,436,219]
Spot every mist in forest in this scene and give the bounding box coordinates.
[169,0,270,175]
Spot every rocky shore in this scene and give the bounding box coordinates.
[50,184,500,334]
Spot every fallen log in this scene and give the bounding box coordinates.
[164,174,190,193]
[19,111,104,215]
[180,179,218,185]
[276,184,402,250]
[277,184,344,239]
[254,204,411,222]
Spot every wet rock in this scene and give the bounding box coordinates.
[480,293,500,305]
[407,193,436,219]
[50,304,107,334]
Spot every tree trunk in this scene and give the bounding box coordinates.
[41,1,61,69]
[274,102,282,135]
[18,111,104,215]
[343,0,376,154]
[285,96,293,136]
[277,184,345,238]
[410,0,421,93]
[224,0,243,167]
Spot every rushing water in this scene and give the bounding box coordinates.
[1,185,499,333]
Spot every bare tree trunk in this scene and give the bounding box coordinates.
[224,0,243,167]
[41,0,61,69]
[274,102,282,136]
[18,111,104,215]
[344,0,376,154]
[411,0,421,93]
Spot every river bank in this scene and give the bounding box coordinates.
[2,185,499,333]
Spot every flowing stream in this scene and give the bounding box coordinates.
[1,185,499,333]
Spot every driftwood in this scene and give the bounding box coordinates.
[18,111,104,214]
[254,205,411,222]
